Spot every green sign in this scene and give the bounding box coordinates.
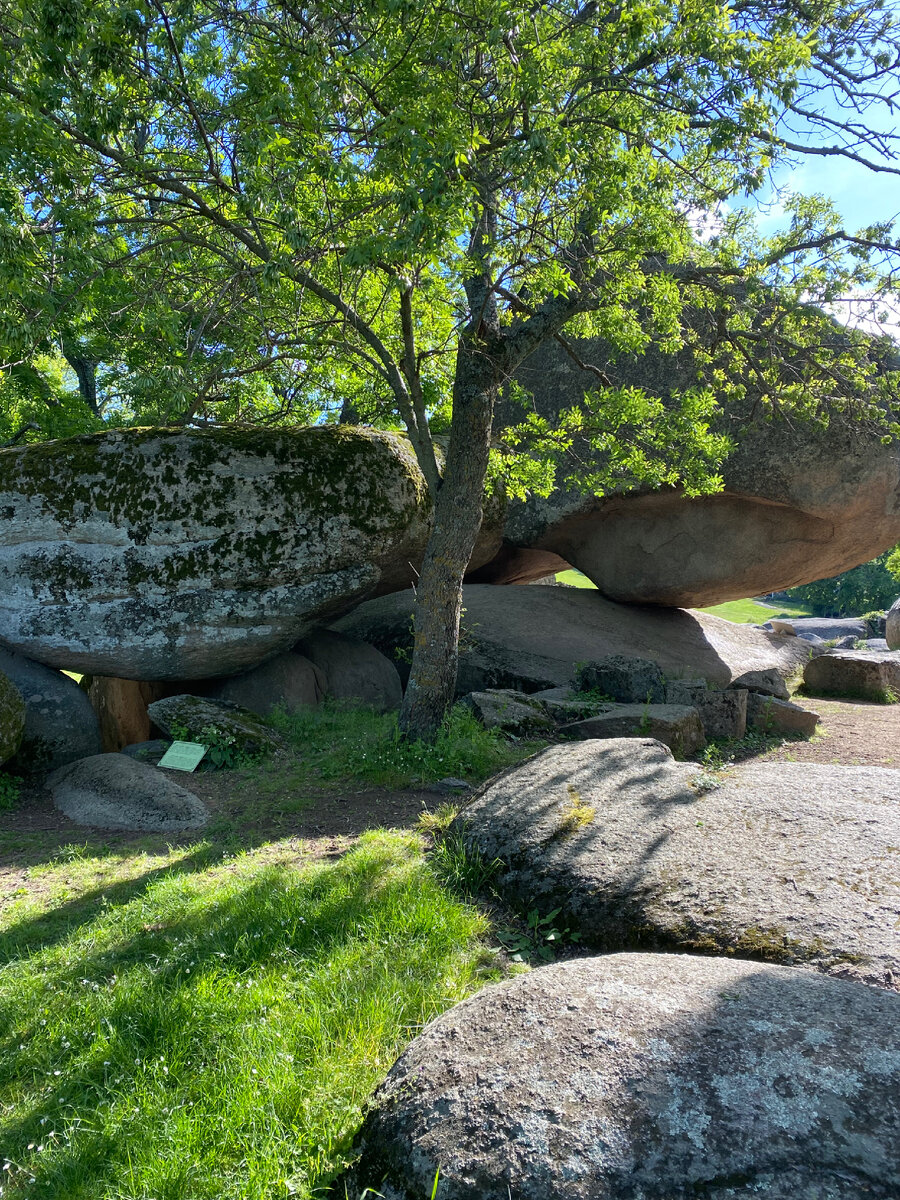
[158,741,208,772]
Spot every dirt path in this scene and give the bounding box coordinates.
[760,697,899,769]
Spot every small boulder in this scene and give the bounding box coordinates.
[203,652,326,717]
[665,679,747,739]
[294,629,402,712]
[457,740,900,987]
[575,654,665,703]
[803,650,900,702]
[0,669,25,765]
[865,637,890,650]
[887,596,900,650]
[729,666,789,699]
[147,695,286,761]
[47,753,207,831]
[559,704,705,758]
[341,953,900,1200]
[462,690,554,736]
[788,617,869,642]
[119,740,170,766]
[0,647,101,771]
[747,693,820,736]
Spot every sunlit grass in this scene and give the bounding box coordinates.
[0,831,500,1200]
[700,598,816,624]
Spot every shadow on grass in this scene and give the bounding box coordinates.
[0,833,491,1200]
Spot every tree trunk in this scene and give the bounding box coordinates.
[398,339,499,741]
[63,346,101,416]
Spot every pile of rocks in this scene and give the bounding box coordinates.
[462,653,819,755]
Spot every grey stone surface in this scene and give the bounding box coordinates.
[486,334,900,606]
[0,647,102,771]
[746,693,820,737]
[202,651,326,716]
[866,637,890,651]
[787,617,869,641]
[334,585,810,695]
[47,753,207,831]
[147,694,286,760]
[888,596,900,650]
[728,667,790,699]
[803,650,900,702]
[462,690,554,736]
[0,426,501,679]
[457,740,900,989]
[665,679,747,739]
[559,704,705,758]
[0,669,25,765]
[119,740,170,766]
[575,654,665,703]
[341,953,900,1200]
[294,628,402,712]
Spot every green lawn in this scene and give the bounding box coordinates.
[556,570,814,624]
[0,705,544,1200]
[0,831,503,1200]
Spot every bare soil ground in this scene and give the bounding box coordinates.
[759,697,899,769]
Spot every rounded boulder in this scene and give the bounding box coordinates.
[341,953,900,1200]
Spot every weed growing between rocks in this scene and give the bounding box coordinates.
[0,772,22,811]
[268,700,546,788]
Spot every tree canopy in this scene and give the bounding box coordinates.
[2,0,900,734]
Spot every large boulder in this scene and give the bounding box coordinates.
[803,650,900,702]
[472,336,900,605]
[334,585,811,695]
[340,953,900,1200]
[457,740,900,989]
[887,596,900,649]
[147,694,286,761]
[0,670,25,765]
[202,652,326,716]
[47,753,207,831]
[294,628,402,711]
[0,426,499,680]
[559,703,705,758]
[0,647,102,771]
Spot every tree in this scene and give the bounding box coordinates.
[786,546,900,616]
[2,0,900,738]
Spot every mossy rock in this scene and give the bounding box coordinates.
[146,694,287,764]
[0,425,500,681]
[0,670,25,765]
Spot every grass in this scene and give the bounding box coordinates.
[699,597,815,624]
[555,571,816,624]
[0,831,501,1200]
[267,700,544,789]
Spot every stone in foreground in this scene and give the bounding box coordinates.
[458,741,900,989]
[335,585,810,694]
[341,953,900,1200]
[47,753,207,831]
[886,595,900,650]
[747,692,820,736]
[462,690,555,736]
[0,670,25,765]
[147,694,285,761]
[665,679,747,739]
[560,703,705,758]
[0,647,101,771]
[0,425,448,679]
[803,650,900,702]
[575,655,665,703]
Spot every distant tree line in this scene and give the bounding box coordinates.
[785,547,900,617]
